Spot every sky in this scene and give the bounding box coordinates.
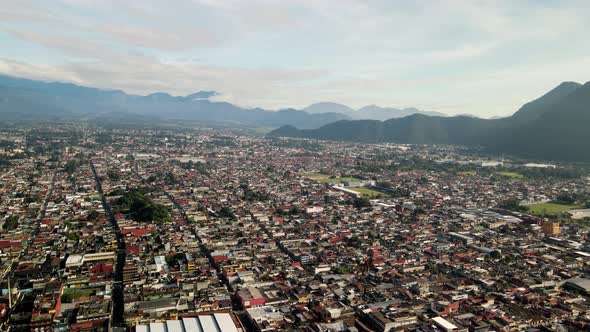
[1,0,590,117]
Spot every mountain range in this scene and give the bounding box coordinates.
[2,74,588,161]
[0,74,439,128]
[304,102,445,120]
[269,81,590,162]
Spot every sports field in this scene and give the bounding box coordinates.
[317,176,361,183]
[497,171,524,179]
[349,187,389,198]
[527,203,579,215]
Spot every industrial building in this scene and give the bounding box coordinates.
[133,313,240,332]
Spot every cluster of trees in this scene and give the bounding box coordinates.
[374,182,410,197]
[205,138,237,148]
[177,160,211,175]
[116,188,171,223]
[240,184,271,201]
[267,138,324,151]
[275,206,305,216]
[351,197,371,209]
[2,215,19,231]
[217,206,235,219]
[85,210,101,221]
[517,166,588,180]
[107,169,121,181]
[0,140,17,151]
[498,199,529,213]
[356,157,478,174]
[64,160,80,174]
[552,194,577,205]
[95,133,114,144]
[23,194,42,204]
[144,171,178,185]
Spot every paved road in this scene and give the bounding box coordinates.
[130,166,235,293]
[89,160,126,328]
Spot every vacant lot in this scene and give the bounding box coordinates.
[527,203,579,216]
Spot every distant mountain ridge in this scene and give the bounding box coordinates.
[270,81,590,162]
[0,74,348,129]
[304,102,446,120]
[0,74,448,128]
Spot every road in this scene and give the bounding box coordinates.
[130,166,235,294]
[89,160,126,328]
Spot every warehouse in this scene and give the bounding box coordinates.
[133,313,240,332]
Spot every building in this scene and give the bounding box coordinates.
[237,287,266,308]
[432,316,458,332]
[246,306,284,332]
[133,314,240,332]
[563,278,590,295]
[542,221,560,236]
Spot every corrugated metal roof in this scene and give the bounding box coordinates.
[166,320,185,332]
[213,313,239,332]
[136,315,238,332]
[198,315,220,332]
[149,322,168,332]
[182,317,203,332]
[136,324,149,332]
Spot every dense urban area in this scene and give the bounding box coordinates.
[0,125,588,332]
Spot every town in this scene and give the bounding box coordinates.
[0,126,588,332]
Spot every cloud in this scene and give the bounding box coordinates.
[100,25,221,50]
[0,54,329,110]
[1,0,590,117]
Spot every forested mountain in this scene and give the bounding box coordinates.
[270,81,590,162]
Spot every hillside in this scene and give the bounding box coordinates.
[269,81,590,162]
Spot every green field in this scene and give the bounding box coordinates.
[301,172,331,180]
[318,176,361,184]
[349,187,389,198]
[497,172,524,179]
[527,203,580,216]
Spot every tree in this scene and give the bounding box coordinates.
[3,215,19,230]
[553,194,576,205]
[86,210,101,221]
[352,197,371,209]
[218,206,235,219]
[64,160,78,174]
[117,188,171,223]
[107,169,121,181]
[498,199,528,212]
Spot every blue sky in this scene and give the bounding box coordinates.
[1,0,590,117]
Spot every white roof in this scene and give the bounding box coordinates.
[432,316,457,330]
[166,320,185,332]
[65,254,83,266]
[136,325,149,332]
[135,316,237,332]
[149,322,167,332]
[181,318,203,332]
[198,315,219,332]
[213,313,239,332]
